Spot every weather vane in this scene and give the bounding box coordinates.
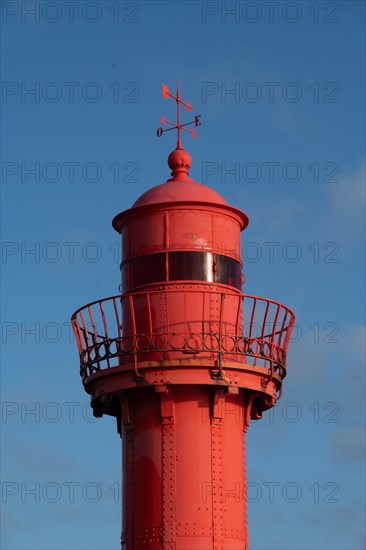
[157,82,202,149]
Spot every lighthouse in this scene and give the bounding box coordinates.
[71,84,295,550]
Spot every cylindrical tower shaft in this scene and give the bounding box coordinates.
[119,385,249,550]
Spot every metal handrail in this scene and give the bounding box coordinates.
[71,289,295,381]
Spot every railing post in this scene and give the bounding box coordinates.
[128,294,143,380]
[217,292,226,378]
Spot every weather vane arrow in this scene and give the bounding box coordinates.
[157,82,202,149]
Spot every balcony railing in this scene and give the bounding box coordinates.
[71,289,295,382]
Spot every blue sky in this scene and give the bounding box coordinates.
[1,1,365,549]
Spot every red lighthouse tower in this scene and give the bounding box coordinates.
[71,84,295,550]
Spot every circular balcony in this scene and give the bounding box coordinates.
[71,289,295,386]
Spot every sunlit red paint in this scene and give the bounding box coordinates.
[71,85,295,549]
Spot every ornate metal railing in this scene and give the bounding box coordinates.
[71,289,295,381]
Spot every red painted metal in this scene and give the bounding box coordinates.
[72,290,293,385]
[157,83,201,148]
[71,85,295,549]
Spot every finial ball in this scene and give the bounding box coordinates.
[168,148,192,171]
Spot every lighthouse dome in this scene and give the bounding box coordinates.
[132,179,229,208]
[113,147,249,232]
